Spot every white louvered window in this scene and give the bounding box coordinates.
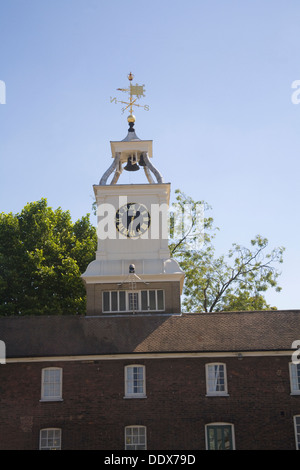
[102,290,164,313]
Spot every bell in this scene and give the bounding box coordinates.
[139,154,146,166]
[124,156,140,171]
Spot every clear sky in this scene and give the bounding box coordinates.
[1,0,300,310]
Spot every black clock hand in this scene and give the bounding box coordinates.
[127,210,141,234]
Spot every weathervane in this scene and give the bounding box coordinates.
[110,72,149,124]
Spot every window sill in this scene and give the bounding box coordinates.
[290,392,300,396]
[123,396,147,399]
[205,393,229,397]
[39,398,64,402]
[104,311,165,315]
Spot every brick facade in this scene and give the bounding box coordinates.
[0,355,299,450]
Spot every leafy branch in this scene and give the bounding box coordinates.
[170,190,285,313]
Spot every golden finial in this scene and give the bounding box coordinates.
[110,73,149,123]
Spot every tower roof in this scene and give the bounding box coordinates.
[121,121,141,142]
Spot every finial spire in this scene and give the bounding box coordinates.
[110,73,149,128]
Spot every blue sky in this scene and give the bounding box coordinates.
[1,0,300,310]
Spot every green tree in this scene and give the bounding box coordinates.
[170,190,285,312]
[0,193,285,316]
[0,199,97,315]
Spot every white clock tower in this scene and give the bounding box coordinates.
[82,74,184,315]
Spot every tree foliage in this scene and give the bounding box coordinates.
[0,199,97,315]
[0,193,285,315]
[170,190,285,313]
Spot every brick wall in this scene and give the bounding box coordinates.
[0,355,299,450]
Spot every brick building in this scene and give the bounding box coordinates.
[0,311,300,450]
[0,85,300,450]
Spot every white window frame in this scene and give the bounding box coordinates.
[41,367,63,401]
[205,422,235,450]
[124,365,146,398]
[205,363,229,396]
[128,291,139,312]
[289,362,300,395]
[102,289,165,313]
[39,428,62,450]
[125,425,147,450]
[294,416,300,450]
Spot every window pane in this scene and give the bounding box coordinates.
[216,428,223,449]
[207,425,233,450]
[54,370,60,381]
[207,364,226,393]
[103,292,110,312]
[40,429,61,450]
[216,365,225,391]
[125,427,146,450]
[291,364,300,392]
[134,293,139,311]
[223,426,232,450]
[295,416,300,450]
[119,291,126,311]
[41,438,47,447]
[126,366,134,394]
[126,366,145,396]
[149,291,156,310]
[129,293,139,311]
[103,290,165,313]
[42,368,61,399]
[141,291,148,310]
[208,427,216,450]
[157,290,164,310]
[111,291,118,311]
[133,366,144,394]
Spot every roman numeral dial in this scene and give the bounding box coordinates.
[115,203,150,238]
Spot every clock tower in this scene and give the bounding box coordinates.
[82,74,184,315]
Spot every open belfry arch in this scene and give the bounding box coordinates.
[82,73,184,315]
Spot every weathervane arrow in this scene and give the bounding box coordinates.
[110,73,149,123]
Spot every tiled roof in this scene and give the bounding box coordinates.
[1,310,299,358]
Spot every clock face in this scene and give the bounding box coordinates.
[115,202,150,239]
